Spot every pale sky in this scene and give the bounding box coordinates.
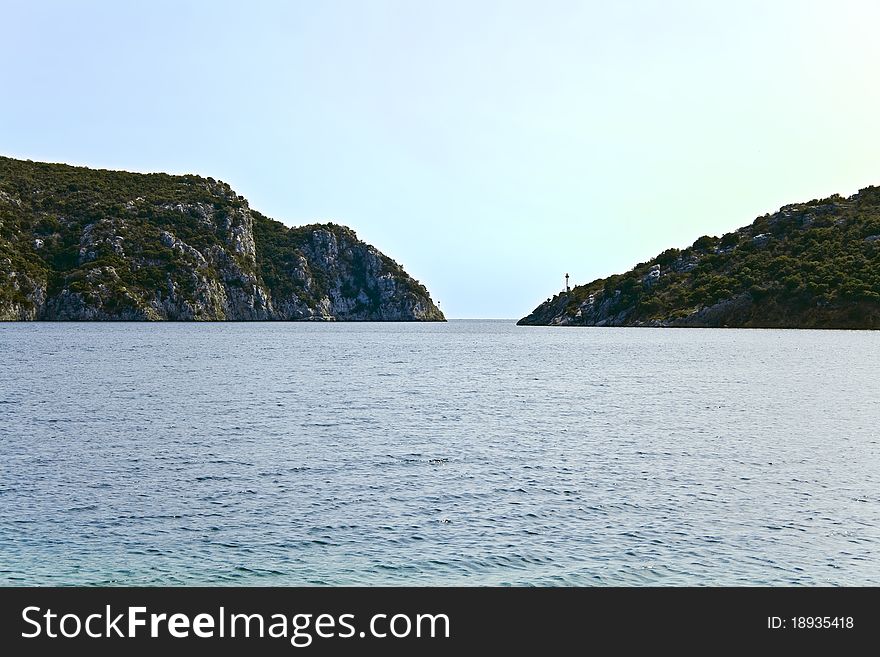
[2,0,879,317]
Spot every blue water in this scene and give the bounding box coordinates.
[0,320,878,585]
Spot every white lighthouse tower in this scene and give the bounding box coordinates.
[564,273,570,293]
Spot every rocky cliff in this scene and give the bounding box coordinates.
[0,156,444,321]
[519,188,880,329]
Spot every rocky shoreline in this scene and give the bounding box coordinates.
[519,188,880,329]
[0,156,444,322]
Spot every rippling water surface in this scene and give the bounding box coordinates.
[1,321,878,585]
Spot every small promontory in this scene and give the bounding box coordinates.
[0,156,444,321]
[519,188,880,328]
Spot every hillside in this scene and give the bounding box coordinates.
[0,156,444,321]
[519,188,880,328]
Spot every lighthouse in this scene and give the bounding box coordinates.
[564,273,570,293]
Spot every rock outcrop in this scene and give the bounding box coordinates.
[0,156,444,321]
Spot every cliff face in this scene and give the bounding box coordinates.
[0,156,444,321]
[519,188,880,329]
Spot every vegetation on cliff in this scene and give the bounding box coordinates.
[519,188,880,328]
[0,156,444,321]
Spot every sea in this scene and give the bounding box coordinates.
[0,320,878,585]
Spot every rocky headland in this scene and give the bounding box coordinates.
[0,156,444,321]
[519,188,880,329]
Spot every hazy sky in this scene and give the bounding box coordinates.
[3,1,879,317]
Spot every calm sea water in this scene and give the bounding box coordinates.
[0,320,878,586]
